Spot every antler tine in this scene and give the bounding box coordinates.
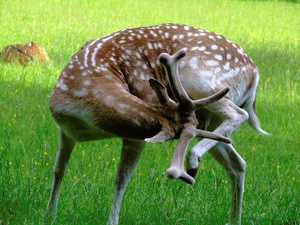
[194,128,231,144]
[192,87,230,110]
[166,124,231,184]
[166,126,196,184]
[159,49,194,112]
[149,78,176,106]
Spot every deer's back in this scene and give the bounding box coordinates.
[51,24,258,124]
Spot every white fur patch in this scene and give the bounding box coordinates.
[56,79,68,91]
[72,88,88,97]
[214,54,223,61]
[206,60,219,67]
[189,57,198,69]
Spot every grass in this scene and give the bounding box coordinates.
[0,0,299,224]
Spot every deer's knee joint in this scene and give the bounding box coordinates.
[229,159,246,177]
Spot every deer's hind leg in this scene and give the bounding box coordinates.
[46,128,76,216]
[187,98,249,176]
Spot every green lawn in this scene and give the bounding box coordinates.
[0,0,299,224]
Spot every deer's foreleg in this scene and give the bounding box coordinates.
[109,139,145,225]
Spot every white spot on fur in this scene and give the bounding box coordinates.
[84,47,89,67]
[206,60,219,66]
[117,103,129,114]
[214,54,223,61]
[189,57,198,69]
[135,60,142,67]
[199,46,206,51]
[146,93,155,102]
[56,79,68,91]
[138,111,146,117]
[226,53,232,60]
[223,62,231,70]
[104,74,113,79]
[132,118,141,126]
[191,46,201,51]
[109,56,116,62]
[135,82,144,91]
[150,30,158,37]
[214,67,222,73]
[83,80,91,86]
[219,67,241,83]
[103,95,114,106]
[150,61,156,68]
[128,36,134,41]
[125,50,132,55]
[211,45,218,50]
[237,48,244,55]
[102,34,115,43]
[135,52,142,59]
[140,73,147,80]
[72,88,88,97]
[91,42,103,67]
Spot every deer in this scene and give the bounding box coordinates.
[46,23,268,225]
[0,41,49,65]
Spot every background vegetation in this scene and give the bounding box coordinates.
[0,0,299,224]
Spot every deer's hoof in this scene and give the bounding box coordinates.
[187,168,198,178]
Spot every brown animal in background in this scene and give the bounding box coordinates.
[0,41,49,65]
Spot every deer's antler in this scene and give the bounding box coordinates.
[148,49,231,184]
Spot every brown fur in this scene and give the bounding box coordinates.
[0,41,49,65]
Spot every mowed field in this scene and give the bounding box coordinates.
[0,0,299,224]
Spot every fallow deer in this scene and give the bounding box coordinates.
[47,24,268,225]
[0,41,49,65]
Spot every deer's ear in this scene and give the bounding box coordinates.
[145,130,173,143]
